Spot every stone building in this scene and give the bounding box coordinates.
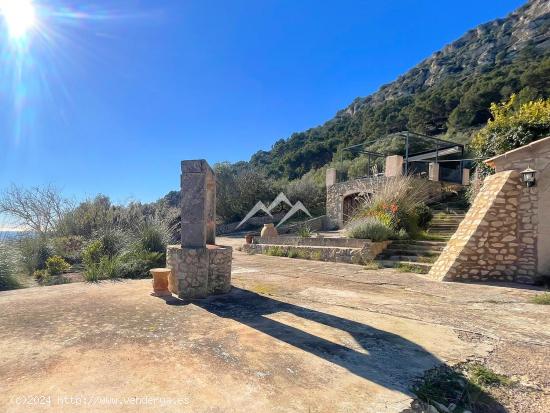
[430,137,550,284]
[325,154,465,229]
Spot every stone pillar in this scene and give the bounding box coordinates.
[462,168,470,186]
[385,155,403,177]
[180,160,216,248]
[326,168,337,188]
[168,160,232,299]
[428,162,440,181]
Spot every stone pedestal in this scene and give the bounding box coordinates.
[150,268,172,297]
[167,245,232,299]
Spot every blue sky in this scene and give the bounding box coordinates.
[0,0,526,210]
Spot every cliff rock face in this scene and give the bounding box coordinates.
[344,0,549,113]
[250,0,550,179]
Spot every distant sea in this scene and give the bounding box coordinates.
[0,231,29,241]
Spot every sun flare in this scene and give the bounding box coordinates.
[0,0,36,40]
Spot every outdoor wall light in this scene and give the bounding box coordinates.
[520,166,536,187]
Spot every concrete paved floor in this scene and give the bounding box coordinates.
[0,238,548,412]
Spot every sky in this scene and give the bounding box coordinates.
[0,0,526,219]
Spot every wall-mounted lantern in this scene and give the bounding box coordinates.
[520,166,536,187]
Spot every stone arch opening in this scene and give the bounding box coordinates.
[343,193,362,224]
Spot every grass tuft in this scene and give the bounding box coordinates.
[468,364,511,387]
[396,263,429,274]
[363,261,381,270]
[412,363,510,412]
[529,292,550,305]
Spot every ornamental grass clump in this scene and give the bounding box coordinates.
[353,176,433,238]
[345,217,396,241]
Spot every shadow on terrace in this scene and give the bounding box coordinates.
[163,287,438,393]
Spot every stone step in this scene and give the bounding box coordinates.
[390,240,448,247]
[379,248,443,257]
[376,260,433,272]
[428,225,459,229]
[378,255,438,263]
[384,244,445,252]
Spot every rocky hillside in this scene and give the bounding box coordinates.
[250,0,550,179]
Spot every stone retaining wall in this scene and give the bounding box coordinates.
[429,170,537,283]
[242,239,390,264]
[252,236,368,248]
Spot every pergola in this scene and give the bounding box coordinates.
[340,131,474,183]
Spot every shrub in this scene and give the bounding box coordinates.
[285,174,326,216]
[131,218,170,254]
[265,246,286,257]
[118,250,164,279]
[345,217,396,241]
[51,236,84,264]
[18,236,52,275]
[310,251,322,261]
[33,269,47,280]
[287,249,299,258]
[82,239,106,267]
[296,225,313,238]
[471,95,550,159]
[415,205,433,230]
[84,256,122,282]
[0,244,20,291]
[45,255,70,276]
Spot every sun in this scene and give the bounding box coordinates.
[0,0,36,40]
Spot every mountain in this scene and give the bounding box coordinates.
[250,0,550,180]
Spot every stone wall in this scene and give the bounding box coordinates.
[429,171,537,283]
[242,238,391,264]
[486,137,550,276]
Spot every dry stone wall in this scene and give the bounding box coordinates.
[429,170,537,283]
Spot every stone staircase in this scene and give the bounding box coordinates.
[427,209,467,239]
[374,209,467,273]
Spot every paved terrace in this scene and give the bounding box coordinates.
[0,237,548,412]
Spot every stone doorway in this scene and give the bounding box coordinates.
[343,193,361,224]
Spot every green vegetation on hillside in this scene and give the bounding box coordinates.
[251,51,549,180]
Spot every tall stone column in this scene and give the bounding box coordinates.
[180,160,216,248]
[167,160,232,299]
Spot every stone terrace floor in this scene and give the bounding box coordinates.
[0,236,549,412]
